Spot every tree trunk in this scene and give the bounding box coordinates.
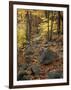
[45,11,49,41]
[57,11,60,37]
[50,11,53,41]
[26,11,31,45]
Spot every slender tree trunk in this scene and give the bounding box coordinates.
[60,12,63,34]
[50,11,53,41]
[45,11,49,41]
[26,11,31,45]
[48,11,50,41]
[57,11,60,37]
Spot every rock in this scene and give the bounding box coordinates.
[25,47,34,55]
[17,73,24,80]
[23,75,31,80]
[31,64,40,76]
[17,63,31,80]
[21,63,28,70]
[25,56,31,63]
[18,68,27,77]
[40,48,58,64]
[17,74,31,80]
[47,71,63,79]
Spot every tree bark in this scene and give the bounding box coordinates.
[26,11,31,45]
[57,11,60,36]
[50,11,53,41]
[45,11,49,41]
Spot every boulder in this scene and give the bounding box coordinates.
[40,48,58,64]
[47,71,63,79]
[17,63,31,80]
[31,64,40,76]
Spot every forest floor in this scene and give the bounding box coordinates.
[17,35,63,80]
[39,58,63,79]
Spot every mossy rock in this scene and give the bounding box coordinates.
[17,73,24,80]
[17,74,31,80]
[31,64,40,76]
[21,63,28,70]
[17,69,31,80]
[25,47,34,55]
[25,56,32,63]
[40,48,58,64]
[23,75,31,80]
[47,71,63,79]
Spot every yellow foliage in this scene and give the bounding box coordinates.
[17,9,63,49]
[17,28,26,48]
